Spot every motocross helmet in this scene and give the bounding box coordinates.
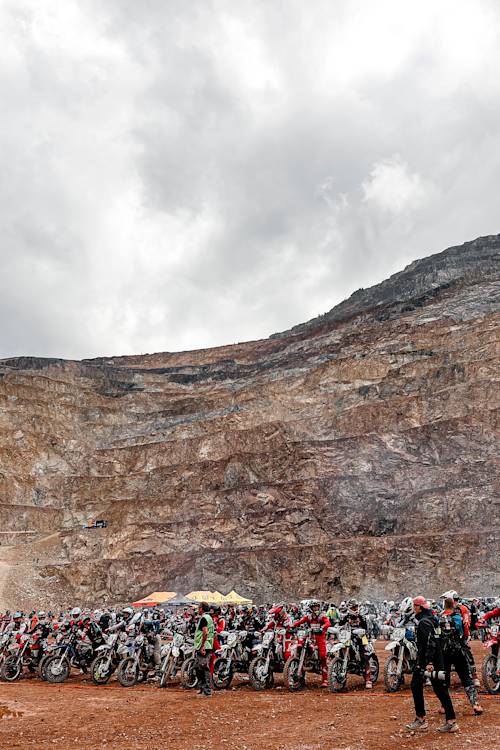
[269,605,284,619]
[13,612,22,620]
[399,596,413,615]
[309,600,321,614]
[121,607,134,620]
[71,607,81,618]
[347,598,359,615]
[441,590,458,601]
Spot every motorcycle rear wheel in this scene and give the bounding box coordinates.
[44,655,70,683]
[0,656,22,682]
[283,656,305,692]
[180,657,198,689]
[482,654,500,694]
[117,657,140,687]
[383,655,403,692]
[248,656,274,691]
[212,657,233,690]
[328,656,347,692]
[90,655,114,685]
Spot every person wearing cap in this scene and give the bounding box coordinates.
[406,596,458,734]
[194,602,214,697]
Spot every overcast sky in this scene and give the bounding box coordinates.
[1,0,500,360]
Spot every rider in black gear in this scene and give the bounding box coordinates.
[339,598,372,688]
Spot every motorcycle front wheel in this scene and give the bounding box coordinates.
[117,657,140,687]
[328,656,347,692]
[283,656,305,692]
[383,655,403,692]
[180,657,198,689]
[0,656,22,682]
[368,653,379,685]
[44,655,70,683]
[159,656,173,688]
[482,654,500,694]
[212,657,233,690]
[248,656,274,691]
[90,655,114,685]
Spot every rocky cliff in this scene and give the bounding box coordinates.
[0,234,499,608]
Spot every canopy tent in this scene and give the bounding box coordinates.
[222,589,252,604]
[185,590,222,604]
[186,589,253,604]
[132,591,176,607]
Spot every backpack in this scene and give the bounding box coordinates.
[438,611,463,652]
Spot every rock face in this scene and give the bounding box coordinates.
[0,234,499,608]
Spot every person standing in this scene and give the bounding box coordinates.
[406,596,458,733]
[194,602,214,697]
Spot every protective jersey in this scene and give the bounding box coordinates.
[483,607,500,622]
[292,613,330,676]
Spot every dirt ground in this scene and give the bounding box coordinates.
[0,641,497,750]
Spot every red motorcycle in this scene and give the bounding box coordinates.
[0,633,42,682]
[481,623,500,694]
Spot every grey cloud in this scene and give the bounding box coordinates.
[1,0,500,358]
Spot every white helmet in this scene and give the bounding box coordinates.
[441,590,458,600]
[399,596,413,615]
[71,607,81,618]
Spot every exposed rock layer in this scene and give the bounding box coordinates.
[0,234,499,607]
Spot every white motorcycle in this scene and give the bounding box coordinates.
[383,626,417,692]
[328,625,379,692]
[158,633,194,687]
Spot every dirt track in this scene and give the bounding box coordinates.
[0,642,498,750]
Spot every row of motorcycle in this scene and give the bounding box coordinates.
[0,619,498,694]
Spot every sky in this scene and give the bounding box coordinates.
[1,0,500,360]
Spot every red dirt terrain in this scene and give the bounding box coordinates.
[0,642,497,750]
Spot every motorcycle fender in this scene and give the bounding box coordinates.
[385,642,397,651]
[484,640,496,648]
[331,643,343,654]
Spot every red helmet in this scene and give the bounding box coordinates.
[269,605,283,617]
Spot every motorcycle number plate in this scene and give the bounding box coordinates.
[361,636,368,646]
[172,647,180,657]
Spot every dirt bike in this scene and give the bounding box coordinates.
[212,630,257,690]
[248,626,292,690]
[43,630,94,683]
[0,631,14,671]
[328,625,379,692]
[283,626,326,692]
[481,623,500,694]
[90,632,129,685]
[383,625,417,691]
[116,632,157,687]
[158,633,194,687]
[0,632,45,682]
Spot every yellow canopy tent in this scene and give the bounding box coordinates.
[222,590,253,604]
[132,591,176,607]
[186,590,217,602]
[186,590,232,604]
